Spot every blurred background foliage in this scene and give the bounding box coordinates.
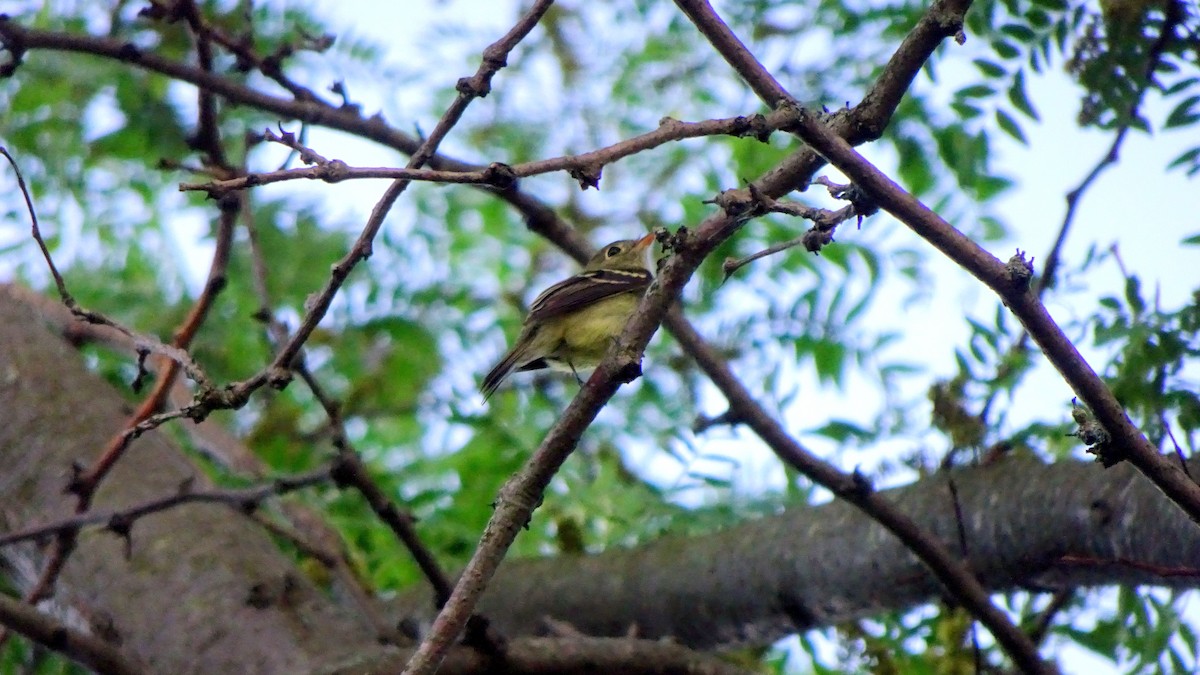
[2,0,1199,671]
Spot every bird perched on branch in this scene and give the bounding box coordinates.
[481,233,656,399]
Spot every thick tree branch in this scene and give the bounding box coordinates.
[664,312,1051,673]
[442,452,1200,649]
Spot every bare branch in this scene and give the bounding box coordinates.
[0,594,144,675]
[785,105,1200,526]
[0,467,333,548]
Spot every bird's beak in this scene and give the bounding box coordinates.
[633,233,656,272]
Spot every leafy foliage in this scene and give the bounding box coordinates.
[1,0,1198,672]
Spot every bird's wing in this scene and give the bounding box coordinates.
[526,268,653,322]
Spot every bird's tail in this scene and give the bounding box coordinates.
[480,343,527,400]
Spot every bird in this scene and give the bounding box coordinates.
[480,233,656,399]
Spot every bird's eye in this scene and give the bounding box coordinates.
[606,245,623,257]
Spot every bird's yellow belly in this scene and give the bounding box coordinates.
[545,293,640,369]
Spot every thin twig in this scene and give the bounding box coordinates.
[1,146,215,390]
[1027,588,1073,647]
[181,109,795,197]
[0,466,333,548]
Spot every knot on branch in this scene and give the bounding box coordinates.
[838,184,878,223]
[131,346,151,393]
[1005,249,1035,291]
[481,162,518,190]
[117,42,142,62]
[456,74,491,98]
[802,226,835,253]
[613,354,643,384]
[730,113,774,143]
[216,191,242,213]
[835,468,875,499]
[706,184,770,221]
[191,384,251,421]
[329,450,356,489]
[106,512,133,540]
[1071,399,1121,466]
[568,163,603,190]
[318,159,350,183]
[65,460,89,498]
[0,18,26,78]
[266,365,293,390]
[658,116,683,131]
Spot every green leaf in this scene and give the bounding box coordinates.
[1125,275,1146,315]
[974,58,1007,79]
[1026,9,1052,29]
[1167,146,1200,172]
[1008,70,1040,120]
[1164,95,1200,129]
[995,109,1028,144]
[1000,24,1037,43]
[956,84,995,99]
[809,419,874,443]
[992,40,1021,60]
[1162,77,1198,96]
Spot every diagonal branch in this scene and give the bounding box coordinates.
[664,311,1051,674]
[667,4,1049,670]
[0,594,144,675]
[784,106,1200,525]
[407,2,1009,673]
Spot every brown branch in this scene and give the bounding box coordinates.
[0,466,333,548]
[0,594,144,675]
[399,5,560,670]
[784,106,1200,523]
[181,159,514,195]
[306,368,456,609]
[410,0,1041,673]
[235,170,454,633]
[196,0,556,427]
[73,198,238,500]
[1026,589,1074,647]
[664,310,1053,674]
[0,147,237,631]
[672,0,796,107]
[667,3,1050,671]
[721,202,855,278]
[0,147,215,391]
[361,636,756,675]
[182,110,794,197]
[175,0,230,169]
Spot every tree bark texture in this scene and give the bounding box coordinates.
[3,286,1198,663]
[0,287,389,674]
